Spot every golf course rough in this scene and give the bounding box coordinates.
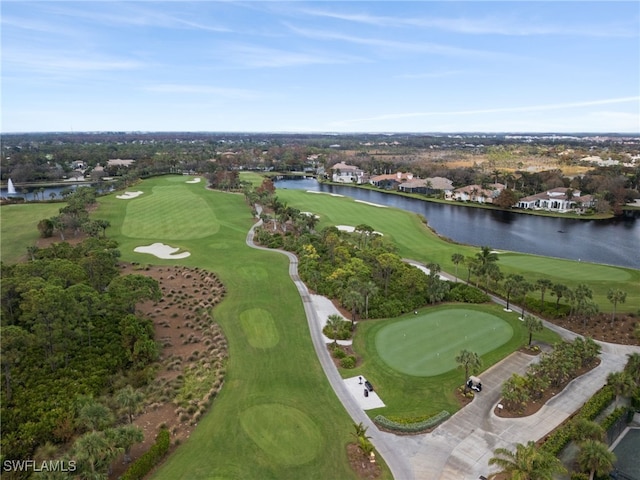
[375,309,513,376]
[239,403,324,465]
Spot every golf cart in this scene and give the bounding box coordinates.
[467,376,482,392]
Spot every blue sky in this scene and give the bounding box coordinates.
[2,1,639,133]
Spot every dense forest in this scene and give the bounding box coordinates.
[0,236,161,479]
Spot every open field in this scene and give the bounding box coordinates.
[0,203,62,263]
[274,187,640,313]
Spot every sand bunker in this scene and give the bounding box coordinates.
[186,178,202,184]
[117,191,144,200]
[306,190,344,197]
[355,200,387,208]
[301,212,320,218]
[134,243,191,259]
[336,225,383,236]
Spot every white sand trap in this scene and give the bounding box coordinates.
[116,191,144,200]
[336,225,383,236]
[186,177,201,184]
[134,243,191,259]
[307,190,344,197]
[344,376,386,410]
[355,200,387,208]
[301,212,320,218]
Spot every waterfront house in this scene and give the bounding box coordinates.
[330,162,367,184]
[370,172,413,189]
[516,187,595,213]
[398,176,454,195]
[449,183,505,203]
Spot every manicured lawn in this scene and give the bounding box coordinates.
[274,188,640,313]
[0,203,62,263]
[92,176,375,480]
[375,309,513,377]
[348,304,561,420]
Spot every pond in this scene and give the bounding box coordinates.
[274,178,640,269]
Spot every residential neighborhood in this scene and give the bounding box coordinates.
[330,162,597,213]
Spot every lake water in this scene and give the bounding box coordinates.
[275,178,640,269]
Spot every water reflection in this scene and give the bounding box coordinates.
[275,178,639,269]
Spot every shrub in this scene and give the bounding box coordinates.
[340,356,356,369]
[121,427,170,480]
[373,411,450,433]
[445,283,490,303]
[332,348,346,359]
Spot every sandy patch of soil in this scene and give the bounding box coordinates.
[109,263,227,478]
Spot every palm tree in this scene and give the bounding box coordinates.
[475,246,499,290]
[522,315,543,346]
[455,349,481,389]
[359,281,378,319]
[325,314,343,346]
[572,418,605,443]
[342,289,364,330]
[607,288,627,325]
[535,278,553,309]
[489,441,566,480]
[503,274,524,311]
[518,282,533,319]
[115,385,144,424]
[111,425,144,464]
[77,400,114,432]
[451,253,464,282]
[624,352,640,385]
[551,283,569,313]
[607,371,635,407]
[577,439,616,480]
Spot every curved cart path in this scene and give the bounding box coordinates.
[247,215,640,479]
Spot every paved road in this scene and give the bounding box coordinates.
[247,216,640,479]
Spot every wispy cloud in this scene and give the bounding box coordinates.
[395,70,468,80]
[45,3,232,33]
[145,84,260,100]
[220,43,365,68]
[3,49,145,75]
[285,24,508,59]
[332,97,640,126]
[300,8,638,38]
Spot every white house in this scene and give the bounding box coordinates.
[331,162,367,184]
[516,187,595,212]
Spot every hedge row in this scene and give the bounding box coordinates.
[374,410,450,434]
[121,428,171,480]
[540,385,615,455]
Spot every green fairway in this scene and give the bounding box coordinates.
[275,187,640,313]
[121,185,219,239]
[376,309,513,376]
[0,203,63,263]
[89,176,372,480]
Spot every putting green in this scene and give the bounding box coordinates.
[376,309,513,376]
[240,308,280,349]
[240,404,323,465]
[121,186,219,239]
